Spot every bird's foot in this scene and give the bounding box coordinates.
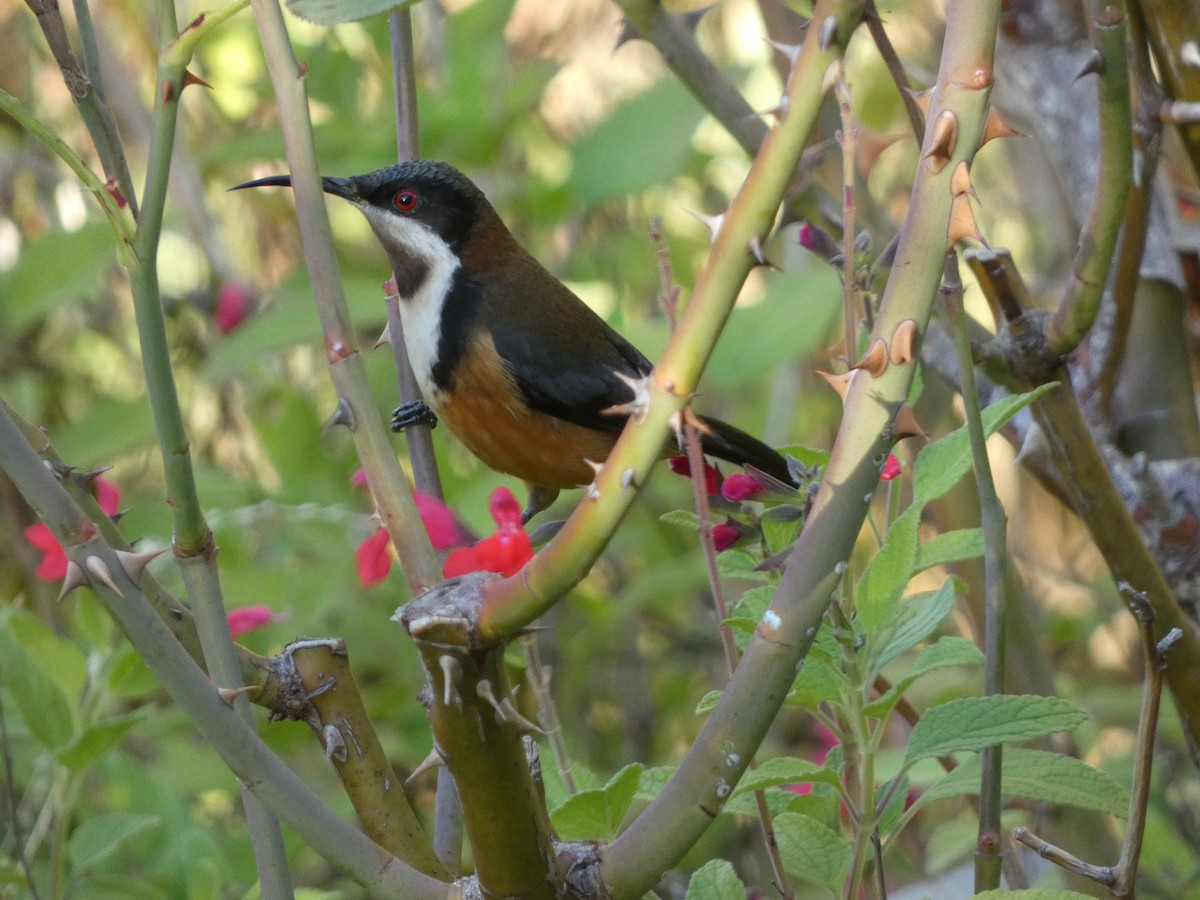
[391,400,438,432]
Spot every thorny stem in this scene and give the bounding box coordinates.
[943,254,1010,892]
[864,0,924,141]
[521,635,577,796]
[837,69,859,367]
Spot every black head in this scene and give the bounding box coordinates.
[231,160,494,256]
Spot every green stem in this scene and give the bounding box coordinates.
[943,254,1009,892]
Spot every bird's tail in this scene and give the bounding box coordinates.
[690,415,795,488]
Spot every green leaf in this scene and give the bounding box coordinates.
[787,634,846,711]
[56,711,149,772]
[722,786,796,818]
[913,528,984,573]
[918,748,1128,817]
[7,609,88,698]
[732,757,841,796]
[550,763,643,841]
[906,635,984,682]
[870,577,960,674]
[774,812,852,892]
[660,509,699,530]
[0,629,75,750]
[67,813,160,872]
[696,690,722,716]
[685,859,745,900]
[905,695,1087,767]
[636,765,673,801]
[0,223,115,331]
[913,384,1058,506]
[286,0,414,25]
[716,548,769,581]
[856,506,920,631]
[570,79,706,205]
[52,397,157,466]
[775,444,829,473]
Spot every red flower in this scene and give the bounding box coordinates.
[668,456,722,494]
[880,454,901,481]
[712,522,741,552]
[721,473,764,502]
[443,487,533,578]
[214,282,251,334]
[355,527,393,587]
[227,604,285,636]
[24,475,121,583]
[414,490,461,551]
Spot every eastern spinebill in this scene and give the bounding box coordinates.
[233,160,795,520]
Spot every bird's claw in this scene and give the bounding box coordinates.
[391,400,438,432]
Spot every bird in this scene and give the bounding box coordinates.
[233,160,795,521]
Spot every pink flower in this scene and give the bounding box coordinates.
[226,604,285,636]
[414,490,461,551]
[24,475,121,583]
[355,527,393,587]
[880,454,901,481]
[443,487,533,578]
[214,282,251,334]
[668,456,722,495]
[721,473,764,502]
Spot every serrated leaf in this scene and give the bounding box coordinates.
[870,577,960,674]
[907,635,984,681]
[550,763,643,841]
[914,528,984,573]
[787,636,846,711]
[696,690,722,716]
[716,548,769,580]
[905,696,1087,767]
[67,813,160,871]
[685,859,745,900]
[857,506,921,631]
[286,0,413,25]
[775,812,852,891]
[918,748,1128,817]
[913,384,1058,506]
[732,757,841,795]
[660,509,699,530]
[722,786,796,818]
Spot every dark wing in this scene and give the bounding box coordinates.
[483,254,653,433]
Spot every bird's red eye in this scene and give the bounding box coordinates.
[394,189,420,212]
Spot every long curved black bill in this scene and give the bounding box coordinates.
[228,174,359,202]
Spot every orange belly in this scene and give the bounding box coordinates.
[429,333,620,488]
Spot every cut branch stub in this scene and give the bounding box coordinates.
[395,571,497,652]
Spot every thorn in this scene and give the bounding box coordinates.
[818,15,838,51]
[747,235,772,267]
[1074,47,1105,81]
[57,560,88,602]
[476,679,505,719]
[981,107,1022,145]
[583,458,604,478]
[323,397,356,433]
[1014,421,1048,465]
[667,409,687,449]
[765,38,802,65]
[374,322,392,349]
[851,339,889,377]
[585,483,602,502]
[406,748,445,784]
[759,95,789,121]
[111,509,131,525]
[499,698,545,735]
[891,404,926,441]
[680,5,711,34]
[1183,40,1200,69]
[951,160,977,201]
[817,369,857,402]
[614,16,639,50]
[85,555,123,596]
[70,465,113,490]
[115,547,168,581]
[323,723,347,762]
[889,319,919,364]
[602,371,651,424]
[621,468,637,490]
[923,110,958,173]
[687,209,725,243]
[182,69,212,90]
[439,655,462,710]
[217,685,256,706]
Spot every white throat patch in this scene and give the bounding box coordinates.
[360,205,461,405]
